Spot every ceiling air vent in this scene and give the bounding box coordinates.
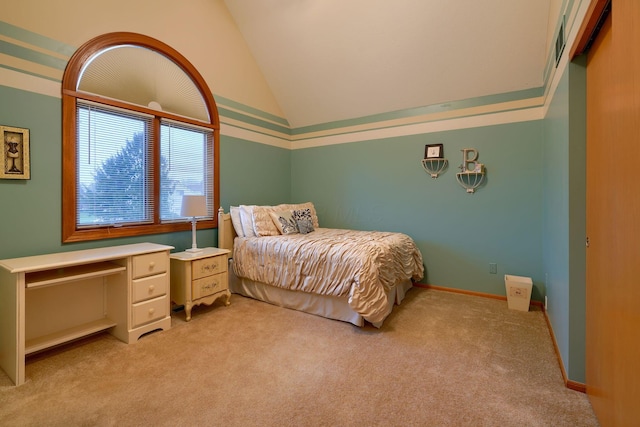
[582,0,612,54]
[555,16,565,67]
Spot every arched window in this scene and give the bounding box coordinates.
[62,32,219,242]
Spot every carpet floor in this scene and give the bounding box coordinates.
[0,287,599,426]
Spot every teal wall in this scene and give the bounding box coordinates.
[219,135,291,208]
[292,121,545,299]
[543,57,587,383]
[0,86,291,259]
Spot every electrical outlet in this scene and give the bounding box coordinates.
[489,263,497,274]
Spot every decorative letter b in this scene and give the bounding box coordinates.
[460,148,478,172]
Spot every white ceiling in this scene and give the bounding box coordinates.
[224,0,553,129]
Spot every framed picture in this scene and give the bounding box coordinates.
[1,125,30,180]
[424,143,444,159]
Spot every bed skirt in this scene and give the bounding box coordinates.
[228,260,412,327]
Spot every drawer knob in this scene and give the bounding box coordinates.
[149,261,156,269]
[148,284,155,292]
[148,308,155,316]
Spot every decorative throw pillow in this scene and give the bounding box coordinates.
[272,202,320,228]
[252,205,281,236]
[297,219,314,234]
[293,208,315,234]
[269,210,299,235]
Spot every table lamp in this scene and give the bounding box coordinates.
[181,195,207,253]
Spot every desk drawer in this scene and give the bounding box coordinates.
[132,273,168,303]
[132,295,168,327]
[192,273,228,299]
[192,255,227,280]
[132,252,168,279]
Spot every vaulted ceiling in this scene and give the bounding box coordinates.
[224,0,553,129]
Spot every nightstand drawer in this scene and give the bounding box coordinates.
[132,252,168,279]
[132,273,168,303]
[192,255,227,280]
[192,273,228,299]
[132,295,168,327]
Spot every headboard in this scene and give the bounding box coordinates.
[217,207,237,253]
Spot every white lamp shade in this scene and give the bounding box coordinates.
[181,195,207,218]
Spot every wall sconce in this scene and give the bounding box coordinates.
[181,195,207,253]
[456,148,486,193]
[421,143,448,178]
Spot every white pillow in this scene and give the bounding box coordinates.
[239,205,257,237]
[229,206,244,238]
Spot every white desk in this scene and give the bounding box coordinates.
[0,243,173,386]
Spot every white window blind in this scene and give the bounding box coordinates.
[76,101,154,227]
[160,120,214,221]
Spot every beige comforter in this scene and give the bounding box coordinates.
[232,228,424,323]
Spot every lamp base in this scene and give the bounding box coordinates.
[186,217,203,254]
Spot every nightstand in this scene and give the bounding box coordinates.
[170,247,231,321]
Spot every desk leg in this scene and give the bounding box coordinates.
[0,270,25,386]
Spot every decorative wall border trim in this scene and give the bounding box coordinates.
[0,67,60,98]
[291,107,544,150]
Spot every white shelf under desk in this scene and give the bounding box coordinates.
[25,318,118,355]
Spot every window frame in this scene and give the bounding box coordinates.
[62,32,220,243]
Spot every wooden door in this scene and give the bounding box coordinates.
[586,1,640,424]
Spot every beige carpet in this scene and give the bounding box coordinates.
[0,288,598,426]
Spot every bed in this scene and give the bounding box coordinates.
[217,203,424,327]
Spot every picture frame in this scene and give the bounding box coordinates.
[424,143,444,159]
[1,125,30,180]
